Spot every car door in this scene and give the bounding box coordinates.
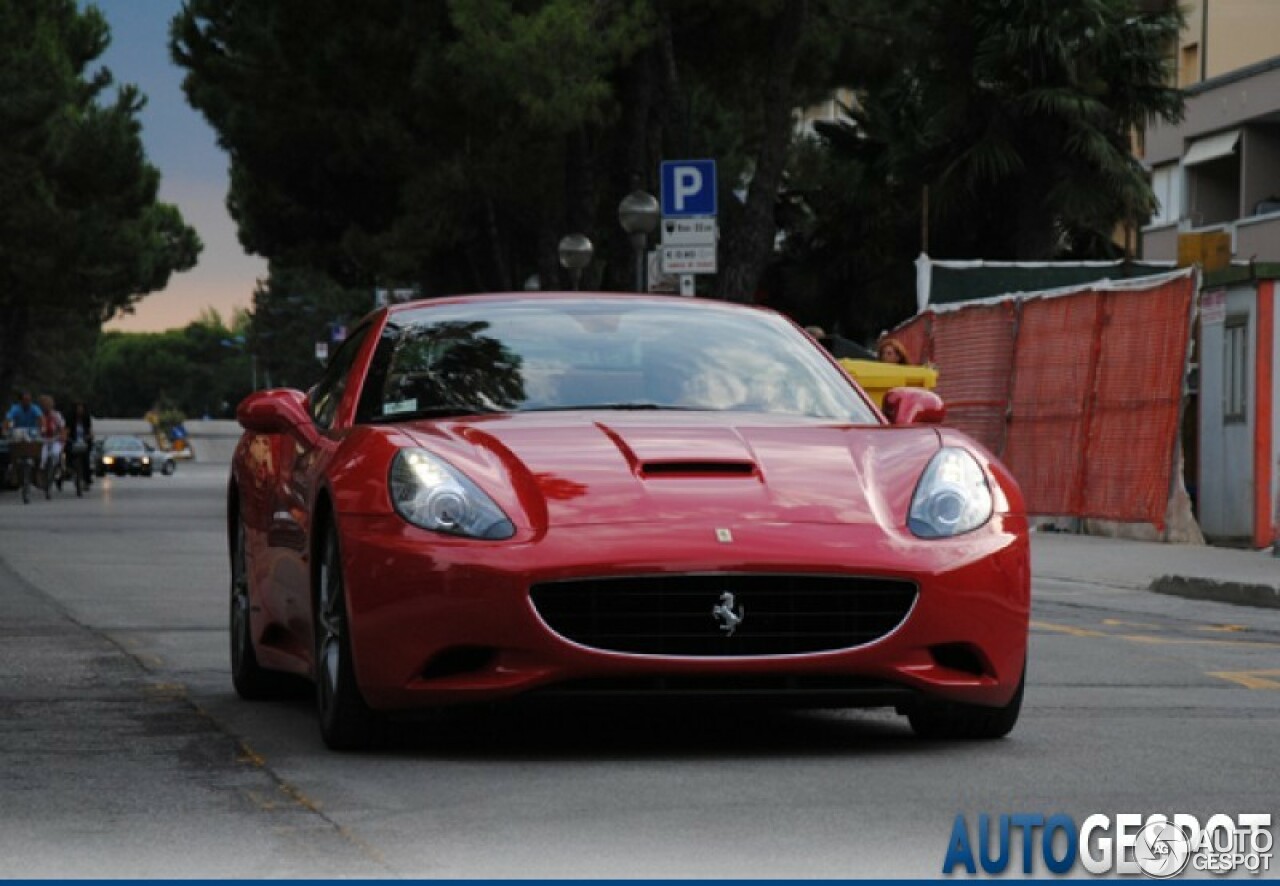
[266,324,376,663]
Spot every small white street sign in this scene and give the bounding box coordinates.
[1201,289,1226,325]
[661,245,717,274]
[660,217,717,246]
[647,250,679,293]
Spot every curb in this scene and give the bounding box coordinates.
[1150,576,1280,610]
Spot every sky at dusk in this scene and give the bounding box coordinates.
[90,0,266,332]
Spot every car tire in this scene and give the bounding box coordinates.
[315,521,383,751]
[230,513,289,700]
[907,666,1024,740]
[162,460,176,476]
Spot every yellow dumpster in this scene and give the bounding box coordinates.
[839,359,938,409]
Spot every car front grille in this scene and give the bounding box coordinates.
[529,574,918,657]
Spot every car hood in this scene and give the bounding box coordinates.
[397,412,940,532]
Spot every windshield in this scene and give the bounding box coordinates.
[356,298,877,424]
[105,437,144,451]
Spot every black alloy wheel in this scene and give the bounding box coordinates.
[315,522,382,750]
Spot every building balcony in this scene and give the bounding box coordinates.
[1143,211,1280,263]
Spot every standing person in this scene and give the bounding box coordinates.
[37,395,66,493]
[65,402,94,489]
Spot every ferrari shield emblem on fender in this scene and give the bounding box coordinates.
[715,528,733,543]
[713,592,745,636]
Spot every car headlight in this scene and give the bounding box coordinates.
[908,447,993,538]
[142,457,150,465]
[389,449,515,540]
[103,456,115,465]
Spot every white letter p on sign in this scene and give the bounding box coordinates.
[674,167,702,211]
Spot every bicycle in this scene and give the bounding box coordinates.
[39,443,63,499]
[8,430,41,505]
[67,439,89,497]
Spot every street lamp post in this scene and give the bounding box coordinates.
[220,335,258,391]
[557,234,594,291]
[617,190,660,292]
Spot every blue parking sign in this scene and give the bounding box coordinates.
[661,159,717,218]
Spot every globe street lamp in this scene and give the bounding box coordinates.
[557,233,594,291]
[617,190,660,292]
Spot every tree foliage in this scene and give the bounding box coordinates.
[171,0,847,305]
[91,308,250,418]
[0,0,201,398]
[171,0,1183,358]
[778,0,1184,340]
[248,264,372,392]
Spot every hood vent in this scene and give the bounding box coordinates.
[640,461,756,478]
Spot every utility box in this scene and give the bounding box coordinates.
[1177,232,1232,272]
[840,359,938,409]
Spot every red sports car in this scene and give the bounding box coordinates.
[230,293,1029,750]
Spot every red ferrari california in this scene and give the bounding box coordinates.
[229,293,1029,749]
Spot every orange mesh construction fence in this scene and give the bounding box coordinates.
[892,273,1195,529]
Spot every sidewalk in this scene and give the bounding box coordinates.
[1031,531,1280,609]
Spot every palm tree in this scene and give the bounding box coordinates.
[904,0,1185,260]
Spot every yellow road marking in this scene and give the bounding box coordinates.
[1198,624,1249,633]
[1031,620,1109,638]
[1032,620,1279,649]
[1207,669,1280,690]
[1102,618,1161,630]
[237,741,268,768]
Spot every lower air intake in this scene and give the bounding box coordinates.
[530,574,917,656]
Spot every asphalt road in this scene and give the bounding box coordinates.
[0,464,1277,877]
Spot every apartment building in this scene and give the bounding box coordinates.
[1142,0,1280,263]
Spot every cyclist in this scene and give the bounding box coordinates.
[37,395,66,494]
[4,390,43,435]
[4,391,44,498]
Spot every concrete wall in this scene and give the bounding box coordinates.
[1204,1,1280,81]
[1236,213,1280,260]
[1142,224,1179,262]
[1146,63,1280,166]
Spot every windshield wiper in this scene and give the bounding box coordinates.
[519,402,692,413]
[371,405,504,423]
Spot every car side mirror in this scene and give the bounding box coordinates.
[883,388,946,425]
[237,389,319,445]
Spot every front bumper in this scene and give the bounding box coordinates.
[101,458,152,475]
[339,515,1030,712]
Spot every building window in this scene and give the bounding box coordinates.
[1224,315,1249,423]
[1180,43,1200,87]
[1150,164,1182,225]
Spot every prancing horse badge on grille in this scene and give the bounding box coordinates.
[713,591,745,636]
